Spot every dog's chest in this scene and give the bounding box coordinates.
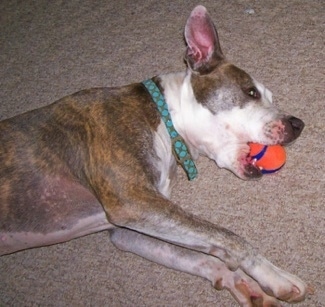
[152,121,177,198]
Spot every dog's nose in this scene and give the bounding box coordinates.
[288,116,305,139]
[282,116,305,145]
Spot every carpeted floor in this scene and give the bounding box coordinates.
[0,1,324,306]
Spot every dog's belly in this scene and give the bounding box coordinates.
[0,172,112,255]
[0,212,111,255]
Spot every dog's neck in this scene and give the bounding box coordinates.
[158,71,210,159]
[142,78,198,180]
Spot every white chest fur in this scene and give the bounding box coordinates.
[153,121,177,198]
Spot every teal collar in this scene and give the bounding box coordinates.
[142,79,198,180]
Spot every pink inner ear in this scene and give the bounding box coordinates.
[192,30,215,58]
[185,7,217,61]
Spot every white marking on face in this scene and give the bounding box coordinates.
[254,79,273,106]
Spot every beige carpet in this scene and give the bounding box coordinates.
[0,1,324,306]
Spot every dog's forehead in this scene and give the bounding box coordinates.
[221,64,254,87]
[190,63,258,113]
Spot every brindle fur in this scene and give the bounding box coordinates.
[0,85,161,233]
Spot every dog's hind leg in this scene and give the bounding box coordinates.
[110,228,281,307]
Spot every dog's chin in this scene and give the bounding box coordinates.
[221,144,263,180]
[229,164,263,180]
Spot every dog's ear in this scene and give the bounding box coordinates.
[184,5,224,74]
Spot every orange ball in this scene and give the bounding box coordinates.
[249,143,286,174]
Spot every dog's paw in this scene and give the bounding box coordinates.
[263,270,310,303]
[214,268,282,307]
[243,255,311,304]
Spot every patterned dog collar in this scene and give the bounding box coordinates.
[142,79,198,180]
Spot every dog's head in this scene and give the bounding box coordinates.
[178,6,304,179]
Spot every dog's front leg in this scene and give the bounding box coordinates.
[110,228,281,307]
[97,186,308,303]
[101,187,251,271]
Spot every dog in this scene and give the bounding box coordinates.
[0,5,311,306]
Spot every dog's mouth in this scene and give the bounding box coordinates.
[233,147,263,180]
[246,116,304,178]
[243,155,263,179]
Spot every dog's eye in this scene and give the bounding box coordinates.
[247,87,260,99]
